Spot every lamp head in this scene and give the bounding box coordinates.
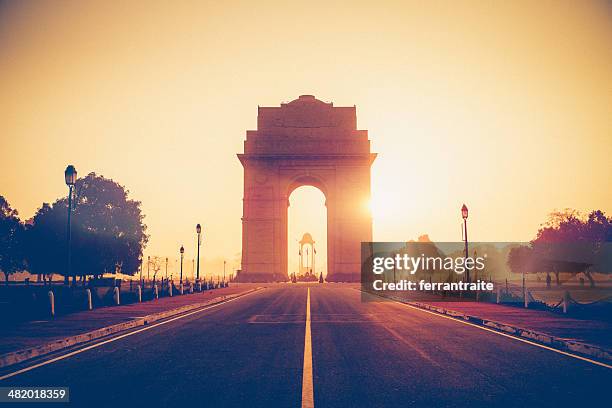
[64,165,77,186]
[461,204,468,220]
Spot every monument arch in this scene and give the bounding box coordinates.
[237,95,376,282]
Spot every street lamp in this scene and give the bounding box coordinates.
[64,165,77,285]
[196,223,202,281]
[180,245,185,283]
[223,260,226,284]
[461,204,470,283]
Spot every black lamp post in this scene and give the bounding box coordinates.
[180,246,185,283]
[64,165,77,285]
[461,204,469,283]
[196,224,202,281]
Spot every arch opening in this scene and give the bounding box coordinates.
[288,186,327,280]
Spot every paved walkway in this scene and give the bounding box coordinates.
[0,284,261,355]
[423,301,612,349]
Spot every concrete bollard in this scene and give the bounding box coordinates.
[48,290,55,317]
[86,288,93,310]
[169,283,173,297]
[496,286,501,304]
[154,284,159,299]
[137,285,142,303]
[113,286,120,305]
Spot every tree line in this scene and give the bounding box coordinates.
[0,173,148,284]
[508,209,612,286]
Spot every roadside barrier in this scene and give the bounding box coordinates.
[113,287,120,305]
[48,291,55,317]
[86,289,92,310]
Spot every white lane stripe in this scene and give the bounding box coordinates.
[389,298,612,370]
[301,287,314,408]
[0,289,262,381]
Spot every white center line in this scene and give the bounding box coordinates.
[301,287,314,408]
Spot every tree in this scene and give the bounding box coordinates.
[0,196,24,283]
[148,256,164,281]
[509,209,612,287]
[507,245,534,276]
[25,173,149,283]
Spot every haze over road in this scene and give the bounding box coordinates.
[2,285,610,407]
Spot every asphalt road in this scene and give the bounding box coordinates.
[2,284,610,407]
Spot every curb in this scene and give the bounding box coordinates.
[371,292,612,364]
[0,288,261,369]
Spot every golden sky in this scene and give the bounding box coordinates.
[1,1,611,277]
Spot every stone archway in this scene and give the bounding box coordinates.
[237,95,376,282]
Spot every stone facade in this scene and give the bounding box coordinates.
[237,95,376,282]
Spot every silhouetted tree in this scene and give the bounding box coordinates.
[508,209,612,287]
[148,256,164,282]
[507,245,534,276]
[25,173,149,283]
[0,196,25,283]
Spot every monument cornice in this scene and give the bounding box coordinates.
[237,153,377,166]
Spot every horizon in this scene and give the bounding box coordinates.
[1,1,611,276]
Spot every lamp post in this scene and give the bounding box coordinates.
[196,224,202,281]
[223,260,226,284]
[461,204,469,283]
[180,246,185,283]
[165,257,168,280]
[147,255,150,282]
[64,165,77,285]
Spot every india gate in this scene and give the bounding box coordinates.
[237,95,376,282]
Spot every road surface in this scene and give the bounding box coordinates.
[1,284,610,407]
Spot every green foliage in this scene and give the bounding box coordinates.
[0,196,25,281]
[508,209,612,281]
[25,173,149,278]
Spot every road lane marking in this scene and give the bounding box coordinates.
[385,296,612,370]
[0,289,263,381]
[301,287,314,408]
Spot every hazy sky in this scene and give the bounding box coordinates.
[1,1,611,277]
